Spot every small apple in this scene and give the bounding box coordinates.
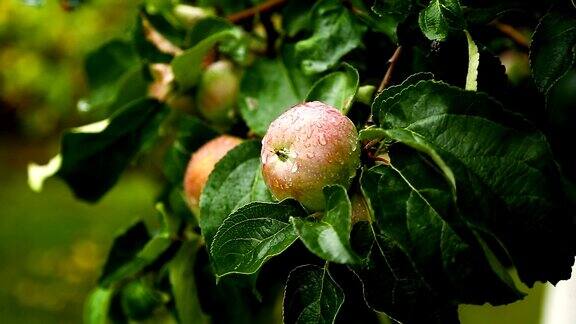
[499,50,529,85]
[261,101,360,211]
[120,280,164,320]
[196,60,239,129]
[183,135,242,214]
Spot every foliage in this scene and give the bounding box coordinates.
[28,0,576,323]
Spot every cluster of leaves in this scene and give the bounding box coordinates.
[29,0,576,323]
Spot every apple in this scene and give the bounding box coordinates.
[499,50,529,85]
[261,101,360,211]
[183,135,242,214]
[196,60,239,129]
[120,280,164,320]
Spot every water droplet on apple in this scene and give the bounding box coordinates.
[306,128,314,139]
[318,133,327,145]
[291,163,298,173]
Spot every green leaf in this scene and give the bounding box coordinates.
[464,3,520,25]
[374,80,576,286]
[172,20,242,91]
[305,63,359,114]
[196,0,256,15]
[169,238,210,324]
[282,0,313,38]
[295,0,367,74]
[199,140,274,248]
[418,0,465,41]
[283,264,344,324]
[371,72,434,125]
[84,288,114,324]
[291,185,360,264]
[239,45,316,136]
[30,98,167,202]
[351,224,459,324]
[99,221,175,288]
[83,39,139,111]
[530,10,576,93]
[465,30,479,91]
[369,0,412,42]
[371,0,411,17]
[363,149,523,305]
[210,200,307,277]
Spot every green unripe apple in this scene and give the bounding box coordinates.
[196,60,239,129]
[183,135,243,215]
[261,101,361,211]
[120,280,164,321]
[500,50,529,85]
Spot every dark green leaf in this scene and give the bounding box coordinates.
[305,63,359,113]
[99,221,149,285]
[99,221,176,287]
[372,0,412,17]
[196,0,256,15]
[291,185,360,264]
[239,45,316,136]
[369,0,413,42]
[295,0,367,74]
[530,10,576,93]
[464,4,521,25]
[169,238,210,324]
[56,99,167,201]
[375,80,576,286]
[83,39,139,111]
[199,140,274,248]
[363,149,523,305]
[283,264,344,324]
[351,224,459,324]
[418,0,465,41]
[282,0,313,37]
[103,68,149,115]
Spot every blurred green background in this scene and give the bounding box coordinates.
[0,0,549,323]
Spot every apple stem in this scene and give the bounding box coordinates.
[275,148,290,162]
[378,46,403,92]
[490,21,529,49]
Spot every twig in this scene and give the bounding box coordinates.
[378,46,403,92]
[141,14,183,56]
[227,0,287,23]
[491,21,530,48]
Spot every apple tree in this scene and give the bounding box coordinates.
[29,0,576,323]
